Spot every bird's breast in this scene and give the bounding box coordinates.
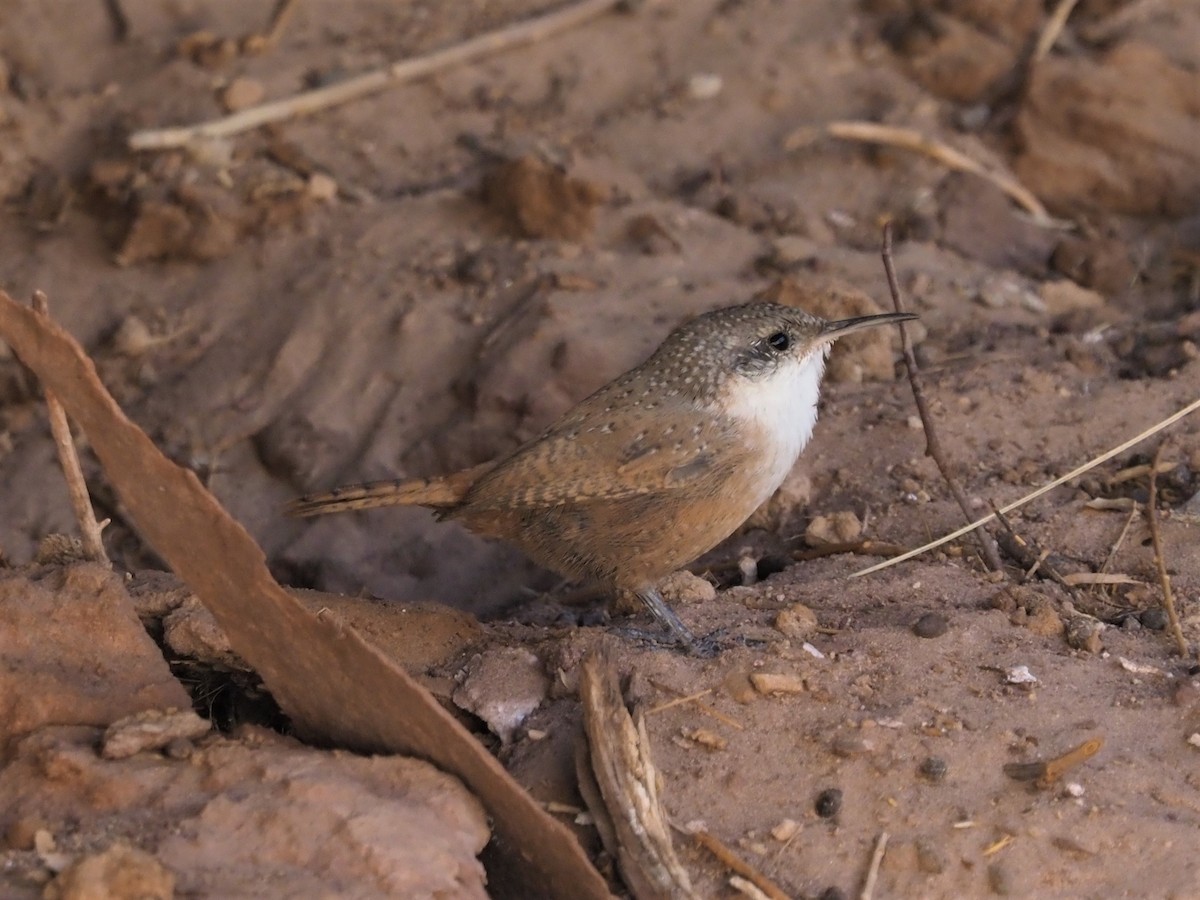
[716,352,827,509]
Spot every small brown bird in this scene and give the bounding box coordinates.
[288,302,915,652]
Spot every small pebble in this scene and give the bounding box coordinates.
[919,756,948,782]
[682,727,727,751]
[815,788,842,818]
[306,172,338,202]
[771,819,800,842]
[913,612,949,639]
[831,734,873,757]
[658,570,716,606]
[184,135,234,169]
[220,76,264,112]
[1139,608,1168,631]
[1065,617,1104,653]
[687,72,723,100]
[775,603,819,640]
[1005,665,1038,685]
[750,672,806,695]
[805,511,862,547]
[112,315,154,357]
[723,669,757,704]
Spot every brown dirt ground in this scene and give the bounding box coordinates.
[2,1,1200,897]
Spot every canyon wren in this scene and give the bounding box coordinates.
[288,302,916,652]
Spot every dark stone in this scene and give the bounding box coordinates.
[913,612,949,638]
[815,788,843,818]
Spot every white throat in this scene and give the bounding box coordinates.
[721,350,828,506]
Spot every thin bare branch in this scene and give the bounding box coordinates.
[31,291,109,564]
[129,0,629,150]
[263,0,300,47]
[1032,0,1082,62]
[825,122,1062,227]
[853,395,1200,578]
[882,224,1003,572]
[690,828,793,900]
[860,831,889,900]
[1147,443,1189,657]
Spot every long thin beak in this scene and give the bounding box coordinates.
[821,311,917,339]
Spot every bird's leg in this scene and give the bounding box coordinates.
[636,586,694,645]
[601,587,723,655]
[630,587,727,657]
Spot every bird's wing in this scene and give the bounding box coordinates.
[463,396,747,510]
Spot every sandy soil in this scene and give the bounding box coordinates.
[2,1,1199,897]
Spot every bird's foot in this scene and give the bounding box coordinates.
[608,623,725,657]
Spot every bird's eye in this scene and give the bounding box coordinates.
[766,331,790,351]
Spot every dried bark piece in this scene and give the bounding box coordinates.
[578,646,697,900]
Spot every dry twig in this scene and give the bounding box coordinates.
[690,828,793,900]
[852,395,1200,578]
[1108,460,1177,485]
[991,505,1079,599]
[882,225,1003,572]
[860,831,889,900]
[648,680,744,731]
[129,0,628,150]
[991,505,1127,620]
[1003,736,1103,788]
[1094,501,1140,596]
[1146,443,1189,657]
[792,539,906,562]
[102,0,129,41]
[1032,0,1082,62]
[30,292,109,564]
[824,122,1059,227]
[261,0,300,47]
[647,687,712,716]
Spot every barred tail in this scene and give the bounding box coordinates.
[285,462,495,518]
